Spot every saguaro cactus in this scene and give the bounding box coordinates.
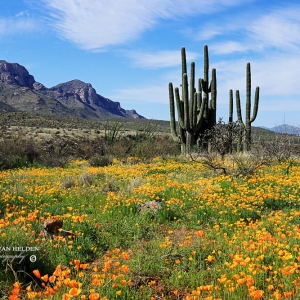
[229,89,233,124]
[169,45,217,155]
[228,89,234,153]
[201,46,217,132]
[235,62,260,151]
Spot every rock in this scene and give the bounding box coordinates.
[42,219,76,238]
[137,201,162,214]
[57,229,76,237]
[43,219,63,234]
[33,81,46,90]
[0,60,35,88]
[48,80,99,105]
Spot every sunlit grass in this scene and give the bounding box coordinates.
[1,157,300,299]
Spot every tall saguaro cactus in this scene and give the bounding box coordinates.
[169,45,217,155]
[235,62,260,151]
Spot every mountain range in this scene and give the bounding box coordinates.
[259,124,300,135]
[0,60,144,119]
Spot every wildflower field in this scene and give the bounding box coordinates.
[1,157,300,300]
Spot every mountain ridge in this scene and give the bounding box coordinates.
[0,60,144,120]
[259,124,300,135]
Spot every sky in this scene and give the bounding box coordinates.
[1,0,300,128]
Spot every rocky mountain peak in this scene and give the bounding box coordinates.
[0,60,145,119]
[52,79,92,91]
[50,79,98,105]
[0,60,36,89]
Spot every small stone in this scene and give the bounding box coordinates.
[43,219,63,234]
[58,229,76,237]
[138,201,162,214]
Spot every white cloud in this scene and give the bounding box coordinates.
[189,4,300,55]
[36,0,247,50]
[0,18,38,36]
[210,41,250,55]
[15,10,30,17]
[248,7,300,51]
[125,50,199,69]
[196,28,222,40]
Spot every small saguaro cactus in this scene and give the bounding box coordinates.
[228,89,234,153]
[235,62,260,151]
[229,89,233,124]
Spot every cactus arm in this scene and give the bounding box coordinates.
[229,89,233,123]
[198,78,202,91]
[197,79,202,110]
[211,69,217,110]
[189,62,195,129]
[182,73,190,131]
[189,62,195,103]
[193,92,206,132]
[181,47,187,79]
[201,79,207,93]
[236,90,244,152]
[235,90,244,125]
[169,82,180,143]
[197,92,206,122]
[175,87,185,129]
[179,126,186,144]
[246,62,251,128]
[204,45,209,84]
[192,92,197,127]
[250,86,260,123]
[209,68,217,126]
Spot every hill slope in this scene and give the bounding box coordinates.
[0,60,144,119]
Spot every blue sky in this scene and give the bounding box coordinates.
[1,0,300,127]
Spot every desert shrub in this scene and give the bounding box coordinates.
[129,135,180,159]
[78,172,94,186]
[41,138,78,158]
[61,176,76,189]
[105,138,132,159]
[0,136,40,170]
[200,118,241,158]
[74,137,107,159]
[88,155,113,167]
[254,130,300,163]
[103,120,124,143]
[134,120,159,141]
[102,177,119,193]
[36,154,69,168]
[191,150,269,178]
[151,135,180,157]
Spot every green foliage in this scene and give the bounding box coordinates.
[261,197,300,211]
[1,157,300,298]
